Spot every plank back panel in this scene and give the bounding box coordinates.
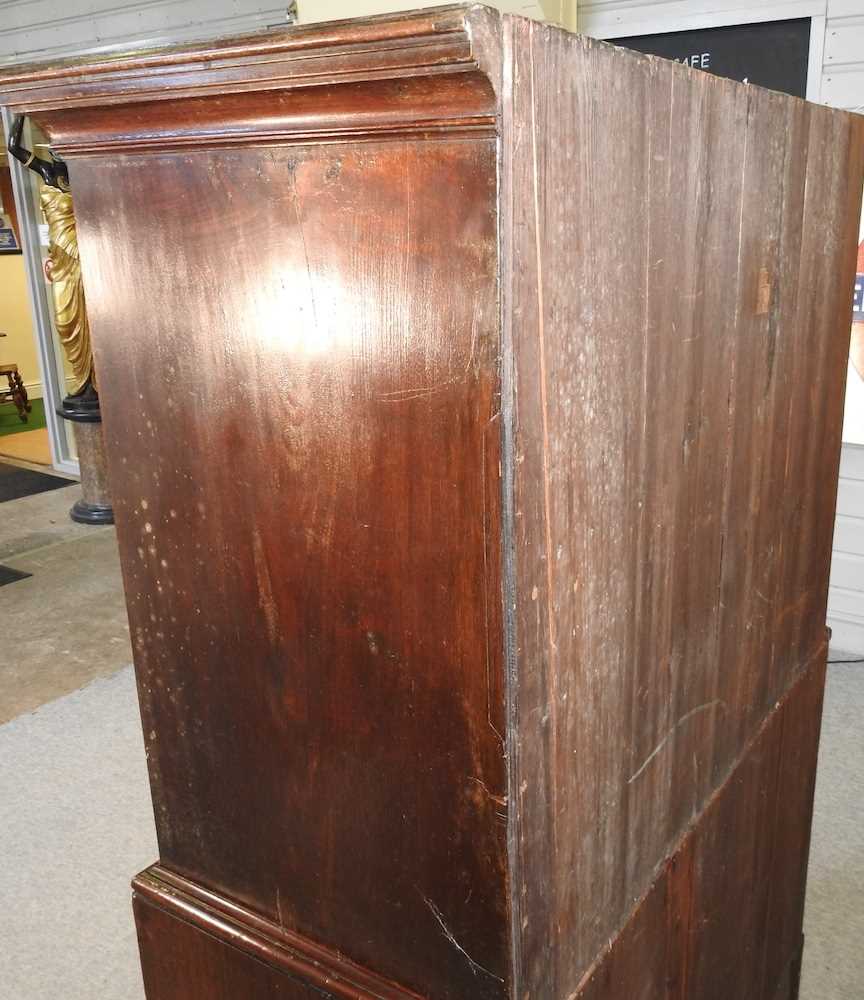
[70,135,509,1000]
[501,19,864,997]
[576,646,826,1000]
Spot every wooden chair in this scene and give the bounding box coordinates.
[0,332,31,422]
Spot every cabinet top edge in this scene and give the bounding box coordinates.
[0,3,500,108]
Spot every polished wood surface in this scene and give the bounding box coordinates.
[502,20,864,997]
[2,6,861,998]
[78,136,509,998]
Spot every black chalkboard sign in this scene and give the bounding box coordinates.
[614,18,811,99]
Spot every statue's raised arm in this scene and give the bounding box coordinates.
[8,113,69,190]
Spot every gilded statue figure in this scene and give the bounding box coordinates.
[40,185,94,394]
[8,115,98,415]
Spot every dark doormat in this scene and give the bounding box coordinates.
[0,564,32,587]
[0,461,71,503]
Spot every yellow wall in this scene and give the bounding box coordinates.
[541,0,577,28]
[0,253,41,398]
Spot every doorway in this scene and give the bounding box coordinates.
[0,111,79,476]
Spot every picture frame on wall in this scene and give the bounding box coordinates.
[0,161,21,254]
[0,214,21,254]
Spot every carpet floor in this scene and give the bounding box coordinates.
[0,667,156,1000]
[0,397,47,437]
[0,663,860,998]
[800,662,864,999]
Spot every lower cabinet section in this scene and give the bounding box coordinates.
[133,648,823,1000]
[132,870,424,1000]
[135,898,320,1000]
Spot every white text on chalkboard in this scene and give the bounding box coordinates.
[677,52,711,68]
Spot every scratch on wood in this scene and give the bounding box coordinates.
[469,775,508,807]
[419,893,504,983]
[252,527,279,645]
[289,172,318,331]
[376,375,463,402]
[627,700,726,785]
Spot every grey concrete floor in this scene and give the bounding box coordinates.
[0,484,132,724]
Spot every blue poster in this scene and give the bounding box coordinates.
[0,225,20,253]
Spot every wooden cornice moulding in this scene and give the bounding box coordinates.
[133,866,427,1000]
[0,4,500,154]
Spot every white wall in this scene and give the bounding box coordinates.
[823,0,864,111]
[0,1,291,64]
[297,1,549,23]
[579,0,864,652]
[831,446,864,651]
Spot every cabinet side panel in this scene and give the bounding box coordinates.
[71,138,508,1000]
[502,19,864,997]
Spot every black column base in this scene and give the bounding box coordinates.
[57,379,101,423]
[70,499,114,525]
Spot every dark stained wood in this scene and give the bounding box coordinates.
[502,16,864,998]
[133,868,426,999]
[76,135,509,1000]
[500,15,864,1000]
[34,73,498,156]
[0,6,483,110]
[135,895,329,1000]
[575,644,827,1000]
[1,6,861,999]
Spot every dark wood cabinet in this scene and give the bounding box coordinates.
[2,6,862,998]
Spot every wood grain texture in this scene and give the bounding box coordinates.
[30,72,497,155]
[133,867,426,999]
[0,5,485,114]
[500,18,864,999]
[134,895,326,1000]
[73,134,508,1000]
[575,645,827,1000]
[3,6,862,998]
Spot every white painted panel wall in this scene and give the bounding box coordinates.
[830,446,864,651]
[297,0,548,23]
[823,69,864,107]
[0,0,290,64]
[822,2,864,111]
[823,18,864,65]
[579,1,828,38]
[578,0,864,652]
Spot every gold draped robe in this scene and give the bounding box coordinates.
[40,185,94,394]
